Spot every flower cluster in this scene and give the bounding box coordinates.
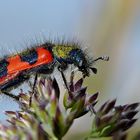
[0,72,139,140]
[0,73,98,140]
[87,100,139,139]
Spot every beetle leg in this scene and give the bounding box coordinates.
[58,67,73,99]
[58,67,69,91]
[0,74,29,101]
[32,73,38,93]
[1,91,19,101]
[29,73,38,106]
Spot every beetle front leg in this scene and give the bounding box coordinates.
[58,66,69,91]
[58,66,73,99]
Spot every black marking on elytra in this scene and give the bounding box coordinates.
[0,59,9,78]
[20,49,38,65]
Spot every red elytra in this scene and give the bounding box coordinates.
[0,47,53,86]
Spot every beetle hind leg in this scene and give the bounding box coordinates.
[0,74,30,101]
[1,91,19,101]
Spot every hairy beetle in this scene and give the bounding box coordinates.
[0,42,109,100]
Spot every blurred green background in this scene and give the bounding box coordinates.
[0,0,139,139]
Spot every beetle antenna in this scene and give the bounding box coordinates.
[93,56,109,63]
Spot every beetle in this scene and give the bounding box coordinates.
[0,42,109,100]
